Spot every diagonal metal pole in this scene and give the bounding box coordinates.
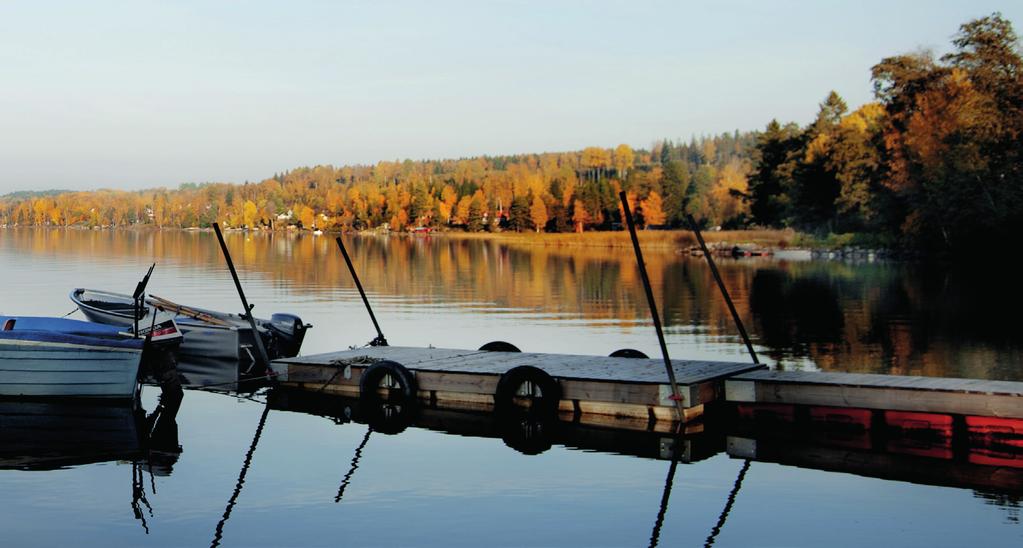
[619,191,687,423]
[685,215,759,365]
[685,216,757,546]
[336,236,387,347]
[212,222,272,367]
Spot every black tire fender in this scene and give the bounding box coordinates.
[479,341,521,353]
[494,365,561,416]
[609,348,649,359]
[359,360,417,402]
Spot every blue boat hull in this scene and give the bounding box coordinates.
[0,317,144,399]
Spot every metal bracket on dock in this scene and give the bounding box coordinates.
[659,384,682,406]
[724,380,756,402]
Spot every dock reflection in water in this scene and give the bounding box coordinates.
[263,387,1023,543]
[1,382,1020,545]
[2,227,1022,544]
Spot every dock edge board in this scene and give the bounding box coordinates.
[725,371,1023,419]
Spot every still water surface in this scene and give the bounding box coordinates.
[1,228,1021,546]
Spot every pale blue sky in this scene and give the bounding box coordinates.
[1,1,1019,193]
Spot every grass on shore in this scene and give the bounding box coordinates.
[433,228,800,250]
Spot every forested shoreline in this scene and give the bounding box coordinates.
[2,14,1020,256]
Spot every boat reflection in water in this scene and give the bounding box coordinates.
[0,385,183,533]
[151,354,274,395]
[0,399,144,471]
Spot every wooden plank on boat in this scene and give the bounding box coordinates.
[725,370,1023,419]
[147,294,232,327]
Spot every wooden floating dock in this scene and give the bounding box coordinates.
[271,346,763,427]
[269,349,1023,492]
[725,370,1023,419]
[272,347,1023,430]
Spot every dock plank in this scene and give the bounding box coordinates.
[277,346,761,385]
[726,370,1023,418]
[273,346,763,423]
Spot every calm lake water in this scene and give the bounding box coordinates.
[1,227,1021,546]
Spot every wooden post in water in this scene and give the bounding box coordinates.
[618,191,687,423]
[212,223,272,367]
[685,214,759,365]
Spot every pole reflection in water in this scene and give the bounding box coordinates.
[266,384,1023,541]
[210,400,271,548]
[703,459,751,547]
[647,457,678,548]
[335,427,373,504]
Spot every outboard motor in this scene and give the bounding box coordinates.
[267,313,310,358]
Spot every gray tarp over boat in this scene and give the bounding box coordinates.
[70,288,309,365]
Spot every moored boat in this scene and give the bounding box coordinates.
[70,288,310,366]
[0,316,146,399]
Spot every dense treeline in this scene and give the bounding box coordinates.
[1,14,1020,255]
[747,13,1022,253]
[0,134,756,234]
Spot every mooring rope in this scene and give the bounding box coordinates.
[61,306,79,318]
[316,356,380,393]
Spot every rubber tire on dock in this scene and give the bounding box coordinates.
[359,360,418,435]
[494,365,562,417]
[359,360,417,403]
[609,348,649,359]
[479,341,521,353]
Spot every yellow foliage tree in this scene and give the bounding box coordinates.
[530,195,548,232]
[640,191,666,227]
[242,200,259,228]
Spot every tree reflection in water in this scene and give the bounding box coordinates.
[4,228,1022,381]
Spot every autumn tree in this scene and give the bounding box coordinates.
[614,144,634,178]
[242,200,259,228]
[530,194,548,232]
[640,191,666,227]
[872,12,1023,251]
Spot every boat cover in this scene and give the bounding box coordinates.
[0,316,144,349]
